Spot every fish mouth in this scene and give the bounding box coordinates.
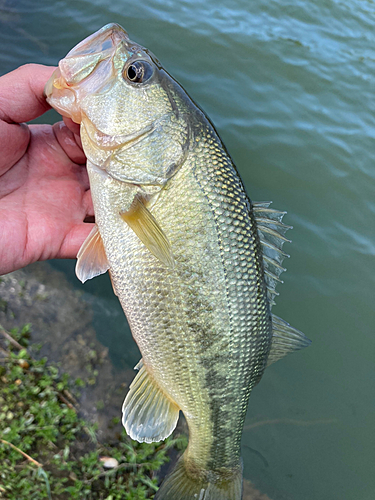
[65,23,129,60]
[45,23,129,101]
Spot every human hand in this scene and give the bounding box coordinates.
[0,64,93,275]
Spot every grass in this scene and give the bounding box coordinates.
[0,324,187,499]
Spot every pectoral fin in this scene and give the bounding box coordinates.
[122,360,180,443]
[267,314,311,366]
[120,197,175,268]
[76,225,110,283]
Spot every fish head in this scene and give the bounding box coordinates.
[45,23,193,185]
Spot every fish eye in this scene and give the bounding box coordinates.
[124,60,153,84]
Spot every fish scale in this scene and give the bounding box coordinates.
[45,23,311,500]
[88,125,270,473]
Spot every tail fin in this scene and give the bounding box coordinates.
[154,453,243,500]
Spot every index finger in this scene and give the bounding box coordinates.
[0,64,55,124]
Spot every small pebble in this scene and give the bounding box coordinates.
[99,457,119,469]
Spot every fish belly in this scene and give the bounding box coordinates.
[89,133,272,472]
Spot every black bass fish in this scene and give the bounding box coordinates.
[45,23,311,500]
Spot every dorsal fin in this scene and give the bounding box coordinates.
[253,201,292,308]
[267,315,311,366]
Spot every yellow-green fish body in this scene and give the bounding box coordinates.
[46,24,311,500]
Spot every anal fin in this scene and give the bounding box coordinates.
[120,197,175,268]
[76,225,110,283]
[267,314,312,366]
[122,360,180,443]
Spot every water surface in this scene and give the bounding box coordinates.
[0,1,374,499]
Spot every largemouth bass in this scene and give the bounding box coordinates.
[45,24,311,500]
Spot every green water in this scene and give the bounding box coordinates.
[1,1,374,498]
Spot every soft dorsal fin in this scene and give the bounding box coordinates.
[122,360,180,443]
[253,201,292,307]
[267,314,311,366]
[76,225,110,283]
[120,197,175,268]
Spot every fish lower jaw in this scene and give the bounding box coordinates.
[81,113,155,151]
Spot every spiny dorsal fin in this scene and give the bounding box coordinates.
[267,314,311,366]
[253,201,292,307]
[122,360,180,443]
[120,197,175,268]
[76,225,110,283]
